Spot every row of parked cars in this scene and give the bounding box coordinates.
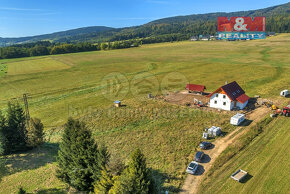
[186,142,212,175]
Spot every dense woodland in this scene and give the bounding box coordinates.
[0,40,140,59]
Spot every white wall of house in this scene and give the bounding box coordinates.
[236,101,248,110]
[209,93,233,111]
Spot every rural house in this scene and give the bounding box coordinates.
[185,84,206,94]
[190,36,198,41]
[207,81,250,111]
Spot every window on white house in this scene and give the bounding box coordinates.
[214,101,217,104]
[216,94,219,97]
[223,95,226,99]
[223,102,226,106]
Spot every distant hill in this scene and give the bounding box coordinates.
[0,26,116,46]
[0,2,289,46]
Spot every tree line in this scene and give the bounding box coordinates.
[0,40,140,59]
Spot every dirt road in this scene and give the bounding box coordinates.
[180,107,270,194]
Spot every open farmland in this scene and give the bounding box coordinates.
[0,34,289,193]
[7,57,70,76]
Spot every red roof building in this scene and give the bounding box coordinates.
[185,84,206,92]
[207,81,250,111]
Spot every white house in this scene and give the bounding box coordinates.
[207,81,250,111]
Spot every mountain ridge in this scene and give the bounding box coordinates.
[0,2,289,46]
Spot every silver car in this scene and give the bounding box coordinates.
[186,161,199,175]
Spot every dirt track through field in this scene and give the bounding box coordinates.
[180,107,270,194]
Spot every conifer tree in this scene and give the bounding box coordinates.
[0,110,7,152]
[94,165,114,194]
[27,118,44,148]
[99,145,110,168]
[0,130,7,182]
[56,118,101,191]
[109,149,152,194]
[3,103,27,153]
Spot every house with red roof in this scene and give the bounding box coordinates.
[207,81,250,111]
[185,84,206,94]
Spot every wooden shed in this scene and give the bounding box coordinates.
[185,84,206,94]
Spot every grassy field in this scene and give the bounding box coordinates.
[0,34,289,193]
[0,63,7,78]
[200,116,290,194]
[7,57,70,76]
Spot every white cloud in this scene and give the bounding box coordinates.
[0,7,45,11]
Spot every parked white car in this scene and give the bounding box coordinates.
[186,161,199,175]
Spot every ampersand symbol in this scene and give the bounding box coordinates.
[234,18,247,31]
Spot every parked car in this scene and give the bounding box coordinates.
[186,161,199,175]
[199,142,212,150]
[194,151,204,162]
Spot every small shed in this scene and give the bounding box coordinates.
[280,90,289,97]
[185,84,206,94]
[208,126,221,136]
[114,101,121,107]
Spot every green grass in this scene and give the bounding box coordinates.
[200,116,290,194]
[0,63,7,78]
[0,34,289,193]
[0,144,67,194]
[7,57,70,76]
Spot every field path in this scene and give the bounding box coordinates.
[180,107,270,194]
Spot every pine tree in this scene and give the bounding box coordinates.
[0,110,7,152]
[0,130,7,182]
[109,149,153,194]
[94,165,114,194]
[27,118,44,148]
[3,103,27,153]
[99,145,110,168]
[56,118,101,191]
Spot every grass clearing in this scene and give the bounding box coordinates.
[7,57,70,75]
[0,144,67,194]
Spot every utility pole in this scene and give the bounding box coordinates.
[23,93,30,130]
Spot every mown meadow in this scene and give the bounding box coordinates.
[200,116,290,194]
[0,34,289,193]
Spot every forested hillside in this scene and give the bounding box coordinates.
[0,2,289,47]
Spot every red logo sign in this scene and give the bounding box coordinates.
[218,17,265,32]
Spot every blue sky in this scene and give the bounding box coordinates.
[0,0,289,37]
